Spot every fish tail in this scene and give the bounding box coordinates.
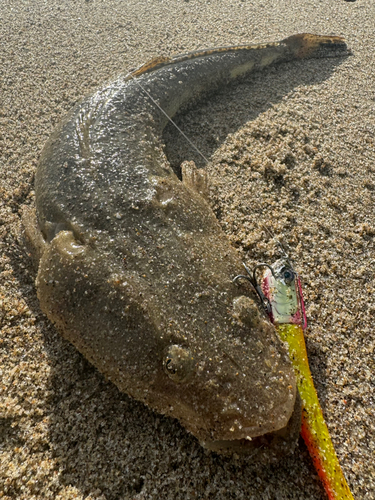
[283,33,350,59]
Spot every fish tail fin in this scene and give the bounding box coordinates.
[283,33,350,59]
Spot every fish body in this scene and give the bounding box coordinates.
[27,34,348,455]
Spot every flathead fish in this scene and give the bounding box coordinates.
[25,34,348,456]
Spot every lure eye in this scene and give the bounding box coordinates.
[163,345,195,383]
[281,267,295,285]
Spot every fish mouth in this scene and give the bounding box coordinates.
[200,392,302,458]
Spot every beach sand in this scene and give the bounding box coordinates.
[1,0,374,498]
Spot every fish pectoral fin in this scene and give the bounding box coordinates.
[181,160,209,200]
[21,205,47,269]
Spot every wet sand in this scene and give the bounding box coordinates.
[1,1,374,499]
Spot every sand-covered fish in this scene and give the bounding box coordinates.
[24,34,348,457]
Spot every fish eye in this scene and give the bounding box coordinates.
[165,357,177,375]
[163,345,195,383]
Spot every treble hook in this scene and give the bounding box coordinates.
[233,263,275,315]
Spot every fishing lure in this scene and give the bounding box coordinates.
[260,259,354,500]
[233,259,354,498]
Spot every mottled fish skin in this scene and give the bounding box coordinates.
[28,34,348,456]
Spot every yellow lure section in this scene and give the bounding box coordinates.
[277,323,354,500]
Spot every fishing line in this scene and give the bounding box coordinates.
[87,23,210,166]
[124,70,210,165]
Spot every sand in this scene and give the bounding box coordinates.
[1,0,374,498]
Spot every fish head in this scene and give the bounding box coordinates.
[30,214,299,458]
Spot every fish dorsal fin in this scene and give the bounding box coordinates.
[130,56,172,78]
